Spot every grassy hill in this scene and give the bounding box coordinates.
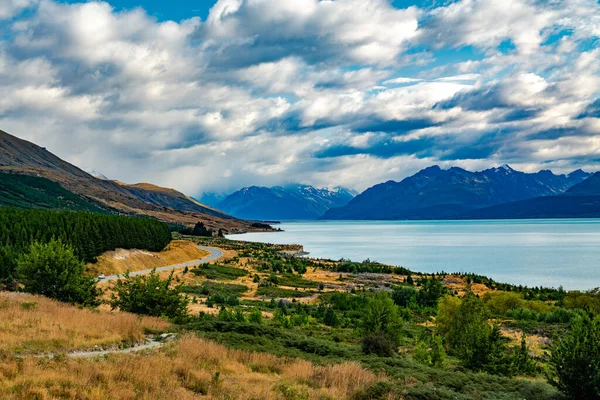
[0,172,105,212]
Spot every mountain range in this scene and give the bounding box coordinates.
[322,165,594,220]
[459,172,600,219]
[215,185,357,220]
[0,129,260,232]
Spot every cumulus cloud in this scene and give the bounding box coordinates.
[0,0,598,196]
[198,0,420,66]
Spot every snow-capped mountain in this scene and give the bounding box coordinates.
[216,184,356,220]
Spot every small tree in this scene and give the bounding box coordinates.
[192,222,213,237]
[110,270,189,320]
[392,285,418,309]
[248,308,263,324]
[16,240,99,306]
[361,292,403,355]
[438,292,511,373]
[550,314,600,399]
[417,277,447,308]
[323,308,339,327]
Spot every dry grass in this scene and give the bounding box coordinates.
[0,293,170,355]
[443,274,495,296]
[0,335,383,399]
[87,240,210,276]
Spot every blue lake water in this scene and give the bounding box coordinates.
[229,219,600,290]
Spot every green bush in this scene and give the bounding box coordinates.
[361,332,396,357]
[247,308,263,324]
[550,314,600,399]
[192,264,248,280]
[361,292,403,346]
[392,285,418,309]
[109,270,189,320]
[416,277,447,308]
[16,240,100,306]
[438,292,511,373]
[414,335,446,368]
[323,308,339,327]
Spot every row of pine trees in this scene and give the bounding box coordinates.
[0,208,171,280]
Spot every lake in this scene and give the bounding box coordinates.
[229,219,600,290]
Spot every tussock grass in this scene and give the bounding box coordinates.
[0,293,170,354]
[0,335,382,399]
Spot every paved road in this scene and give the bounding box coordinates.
[98,245,223,282]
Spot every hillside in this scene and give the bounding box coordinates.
[217,184,356,220]
[461,172,600,219]
[0,172,105,212]
[0,129,257,232]
[322,165,590,220]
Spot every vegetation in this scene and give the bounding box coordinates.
[0,293,169,355]
[110,270,189,320]
[5,229,599,399]
[0,335,380,399]
[0,208,171,281]
[182,281,248,298]
[192,263,248,280]
[360,292,403,355]
[16,240,100,306]
[550,314,600,398]
[256,286,313,298]
[0,172,104,212]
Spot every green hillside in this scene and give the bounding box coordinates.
[0,172,104,212]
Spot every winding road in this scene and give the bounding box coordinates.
[98,245,224,282]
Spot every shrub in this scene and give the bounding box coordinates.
[392,285,418,309]
[550,314,600,398]
[109,270,189,320]
[416,277,447,308]
[352,381,394,400]
[248,309,263,324]
[483,292,523,315]
[16,240,100,306]
[361,292,403,346]
[361,332,396,357]
[323,308,339,327]
[413,335,446,368]
[438,292,512,373]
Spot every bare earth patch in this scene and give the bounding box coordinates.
[87,240,210,276]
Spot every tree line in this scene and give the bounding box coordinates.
[0,208,171,281]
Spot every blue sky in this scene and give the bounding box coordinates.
[0,0,599,195]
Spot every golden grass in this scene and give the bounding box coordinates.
[443,274,496,296]
[0,335,383,399]
[87,240,210,276]
[0,293,170,355]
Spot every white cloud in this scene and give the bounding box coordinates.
[0,0,598,197]
[0,0,36,19]
[200,0,420,65]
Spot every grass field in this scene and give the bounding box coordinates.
[0,293,170,355]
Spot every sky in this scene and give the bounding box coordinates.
[0,0,599,196]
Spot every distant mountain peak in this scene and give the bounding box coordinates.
[499,164,514,172]
[568,169,590,179]
[87,169,108,180]
[217,183,356,220]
